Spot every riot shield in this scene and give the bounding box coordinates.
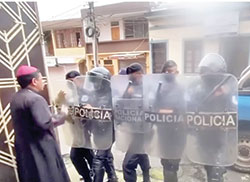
[143,74,187,159]
[50,79,81,147]
[64,76,113,150]
[186,73,238,166]
[111,75,151,153]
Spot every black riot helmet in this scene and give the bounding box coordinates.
[199,53,227,74]
[199,53,228,89]
[87,67,111,91]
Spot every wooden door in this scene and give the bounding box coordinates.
[111,27,120,41]
[104,65,115,75]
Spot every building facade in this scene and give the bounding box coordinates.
[81,2,152,74]
[147,2,250,76]
[42,18,87,73]
[0,2,49,181]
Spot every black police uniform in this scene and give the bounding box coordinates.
[70,87,94,182]
[189,74,233,182]
[70,148,94,182]
[188,53,235,182]
[153,75,186,182]
[92,90,118,182]
[122,81,151,182]
[87,68,118,182]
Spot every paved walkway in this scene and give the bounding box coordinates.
[63,145,250,182]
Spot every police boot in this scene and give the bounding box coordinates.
[142,169,151,182]
[206,166,226,182]
[93,169,105,182]
[82,174,93,182]
[93,158,105,182]
[107,176,118,182]
[106,171,118,182]
[163,170,178,182]
[207,173,224,182]
[207,174,224,182]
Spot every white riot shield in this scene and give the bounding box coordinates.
[186,73,238,166]
[65,76,113,150]
[111,75,151,153]
[50,80,81,147]
[143,74,187,159]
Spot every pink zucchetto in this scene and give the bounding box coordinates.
[16,65,38,77]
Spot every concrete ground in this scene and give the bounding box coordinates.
[63,145,250,182]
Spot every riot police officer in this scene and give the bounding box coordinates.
[122,63,151,182]
[158,60,185,182]
[55,71,94,182]
[188,53,236,182]
[87,67,118,182]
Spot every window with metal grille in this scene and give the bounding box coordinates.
[184,40,203,73]
[124,18,148,39]
[56,33,65,48]
[76,32,81,47]
[55,28,83,48]
[111,21,119,27]
[104,60,113,65]
[151,42,167,73]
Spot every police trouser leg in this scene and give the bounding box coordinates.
[94,149,118,182]
[93,155,105,182]
[161,159,180,182]
[138,154,151,182]
[204,165,226,182]
[70,147,93,182]
[86,149,94,178]
[122,153,138,182]
[104,149,118,182]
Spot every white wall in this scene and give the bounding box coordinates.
[203,39,220,54]
[149,19,250,73]
[96,19,112,41]
[119,19,125,40]
[239,20,250,34]
[150,26,203,72]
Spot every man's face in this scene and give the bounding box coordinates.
[34,73,44,91]
[164,66,178,82]
[130,71,143,84]
[165,66,178,75]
